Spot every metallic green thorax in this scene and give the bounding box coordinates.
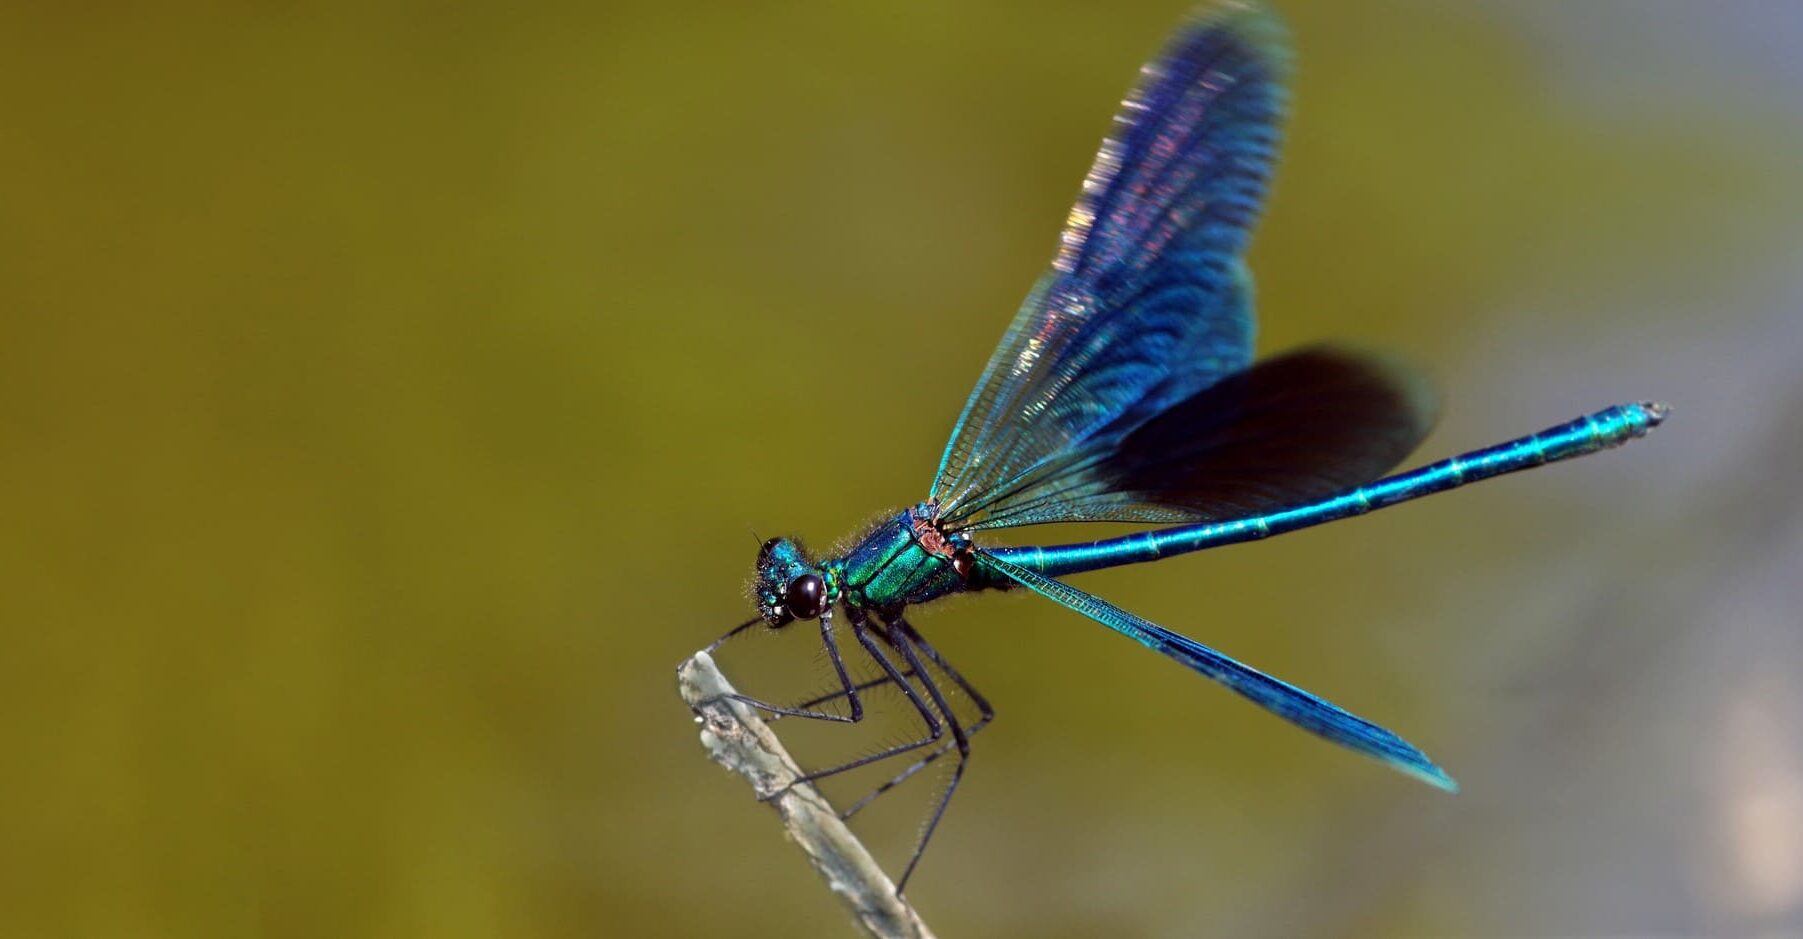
[832,503,971,612]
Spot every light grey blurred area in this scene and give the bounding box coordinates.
[1244,4,1803,936]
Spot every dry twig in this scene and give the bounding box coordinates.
[677,651,937,939]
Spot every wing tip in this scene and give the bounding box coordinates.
[1183,1,1294,77]
[1402,758,1460,794]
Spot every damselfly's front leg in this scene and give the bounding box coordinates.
[769,666,922,722]
[709,608,867,724]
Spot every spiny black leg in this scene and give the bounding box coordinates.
[770,666,921,721]
[760,608,944,800]
[902,619,995,728]
[883,616,971,895]
[720,608,866,723]
[839,620,994,820]
[702,615,760,653]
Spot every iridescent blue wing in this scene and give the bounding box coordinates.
[931,3,1289,529]
[981,552,1458,791]
[959,346,1438,530]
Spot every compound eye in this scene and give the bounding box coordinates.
[784,573,826,620]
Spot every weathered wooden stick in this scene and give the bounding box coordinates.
[677,651,937,939]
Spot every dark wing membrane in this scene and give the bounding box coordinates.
[960,347,1438,530]
[930,3,1289,529]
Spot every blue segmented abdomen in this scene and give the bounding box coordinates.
[992,401,1669,579]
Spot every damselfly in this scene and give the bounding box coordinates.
[703,0,1667,893]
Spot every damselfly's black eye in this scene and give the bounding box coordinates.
[784,573,825,620]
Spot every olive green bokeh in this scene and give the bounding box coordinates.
[4,2,1799,936]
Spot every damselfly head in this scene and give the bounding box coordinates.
[754,537,830,627]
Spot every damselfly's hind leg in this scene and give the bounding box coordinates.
[839,618,993,821]
[879,614,979,895]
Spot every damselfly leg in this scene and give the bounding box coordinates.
[705,610,867,724]
[758,608,946,802]
[875,614,979,894]
[775,667,921,720]
[839,619,993,821]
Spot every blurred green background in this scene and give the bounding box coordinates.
[5,2,1801,936]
